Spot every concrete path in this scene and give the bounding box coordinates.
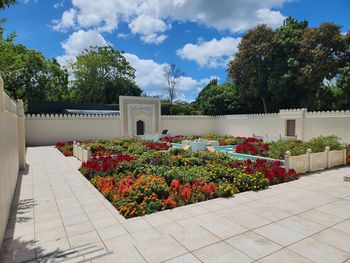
[1,146,350,263]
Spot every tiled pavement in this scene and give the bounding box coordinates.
[1,146,350,263]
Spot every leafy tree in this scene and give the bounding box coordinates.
[70,46,142,103]
[336,64,350,108]
[0,0,16,9]
[196,81,240,115]
[228,17,349,112]
[161,100,200,115]
[0,35,69,107]
[228,25,275,113]
[163,64,184,104]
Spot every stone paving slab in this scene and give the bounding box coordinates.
[1,146,350,262]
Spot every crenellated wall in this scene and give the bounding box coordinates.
[25,114,121,146]
[24,108,350,145]
[0,77,26,249]
[304,110,350,142]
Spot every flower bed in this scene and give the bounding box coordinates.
[60,137,299,218]
[55,141,73,156]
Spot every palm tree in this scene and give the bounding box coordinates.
[0,0,17,9]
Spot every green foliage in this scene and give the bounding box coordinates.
[228,17,349,113]
[336,61,350,108]
[196,82,240,115]
[218,181,236,197]
[70,46,142,103]
[161,100,200,115]
[0,0,16,9]
[306,135,343,152]
[268,135,343,159]
[228,25,275,113]
[0,36,69,108]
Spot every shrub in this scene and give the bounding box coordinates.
[306,135,343,152]
[218,181,236,197]
[268,136,343,159]
[268,140,307,159]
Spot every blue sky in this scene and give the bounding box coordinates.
[2,0,350,101]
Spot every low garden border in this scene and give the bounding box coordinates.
[285,147,347,174]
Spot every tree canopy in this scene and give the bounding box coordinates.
[0,0,16,9]
[70,46,142,104]
[228,17,350,113]
[196,80,240,115]
[0,33,69,107]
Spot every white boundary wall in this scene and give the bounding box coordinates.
[25,109,350,145]
[161,115,216,135]
[26,114,121,146]
[0,77,26,249]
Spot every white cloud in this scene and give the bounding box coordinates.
[53,0,289,42]
[129,14,167,36]
[56,29,109,66]
[140,34,167,44]
[177,37,241,68]
[123,53,212,101]
[53,8,76,32]
[53,0,65,9]
[137,0,287,32]
[128,14,169,44]
[117,32,129,39]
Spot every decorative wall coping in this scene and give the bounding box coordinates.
[161,115,217,119]
[279,108,308,112]
[25,114,120,119]
[25,108,350,120]
[306,110,350,117]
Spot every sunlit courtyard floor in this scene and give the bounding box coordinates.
[1,146,350,263]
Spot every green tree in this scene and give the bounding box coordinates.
[228,25,275,113]
[228,17,348,112]
[196,81,240,115]
[161,100,200,115]
[70,46,142,103]
[0,35,69,107]
[336,64,350,108]
[0,0,16,9]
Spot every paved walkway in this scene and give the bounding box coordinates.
[1,146,350,263]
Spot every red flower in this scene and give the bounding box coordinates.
[63,149,73,156]
[202,182,218,197]
[81,154,136,174]
[160,135,185,143]
[145,142,170,151]
[181,185,192,204]
[165,198,177,208]
[170,179,181,192]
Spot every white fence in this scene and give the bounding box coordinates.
[285,148,347,174]
[0,77,26,249]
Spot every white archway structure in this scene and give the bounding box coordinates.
[119,96,161,136]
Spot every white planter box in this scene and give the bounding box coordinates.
[310,151,327,171]
[288,154,309,174]
[286,148,346,174]
[328,149,346,168]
